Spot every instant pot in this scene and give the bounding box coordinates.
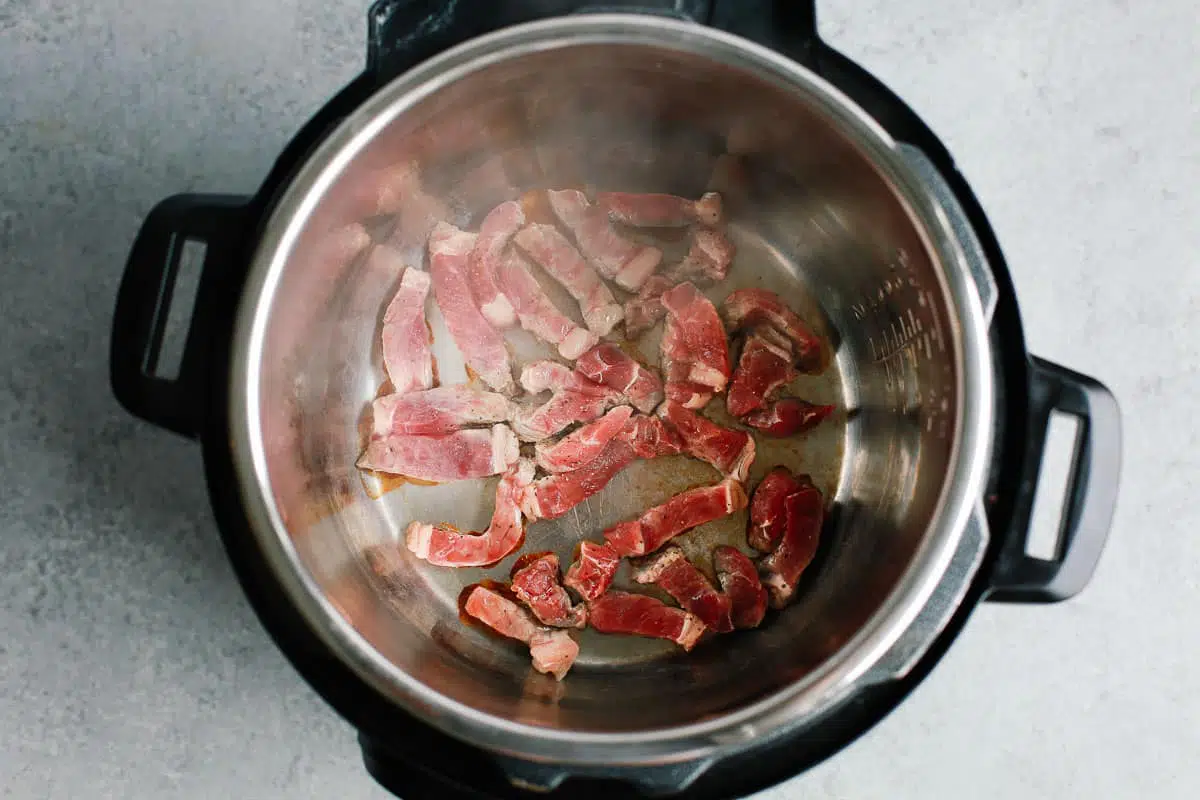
[110,2,1121,798]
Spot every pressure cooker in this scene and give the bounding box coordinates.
[110,2,1121,797]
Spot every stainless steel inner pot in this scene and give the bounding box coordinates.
[229,15,994,770]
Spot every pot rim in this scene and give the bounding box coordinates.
[228,13,995,767]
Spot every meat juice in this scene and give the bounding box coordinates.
[518,189,558,226]
[510,550,557,575]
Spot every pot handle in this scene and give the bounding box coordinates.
[986,358,1121,603]
[110,194,248,438]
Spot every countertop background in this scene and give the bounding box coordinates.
[2,1,1196,798]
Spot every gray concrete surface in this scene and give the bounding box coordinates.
[1,1,1196,797]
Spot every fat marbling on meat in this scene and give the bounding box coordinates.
[510,552,587,629]
[514,222,623,336]
[520,435,638,521]
[713,546,768,629]
[546,189,662,291]
[660,282,731,409]
[358,424,519,483]
[466,201,523,329]
[623,275,674,339]
[373,247,434,396]
[747,466,803,552]
[632,546,732,633]
[497,250,597,360]
[534,405,634,473]
[521,412,681,521]
[604,478,748,558]
[405,459,534,567]
[510,387,622,442]
[519,360,613,397]
[725,327,798,418]
[618,414,685,459]
[574,343,664,414]
[428,222,514,393]
[563,541,621,601]
[595,191,723,228]
[657,399,756,482]
[631,545,767,632]
[370,386,511,438]
[623,230,735,338]
[462,584,579,680]
[588,591,706,651]
[722,288,825,373]
[745,398,835,438]
[760,477,825,608]
[511,361,623,441]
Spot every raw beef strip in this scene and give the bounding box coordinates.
[371,387,511,437]
[618,414,684,459]
[747,467,803,552]
[662,283,731,389]
[746,399,835,437]
[510,552,587,628]
[519,360,614,398]
[670,228,735,284]
[358,424,519,482]
[632,546,732,633]
[588,591,706,651]
[521,412,683,520]
[535,406,634,473]
[520,437,639,521]
[563,541,621,601]
[623,231,735,338]
[514,223,623,335]
[528,628,580,681]
[665,381,717,411]
[726,328,798,418]
[429,223,514,393]
[575,343,664,414]
[722,288,825,373]
[657,400,756,482]
[761,481,824,608]
[713,546,768,629]
[498,251,598,359]
[596,191,723,228]
[546,189,662,291]
[462,585,579,680]
[466,201,521,329]
[604,478,748,557]
[405,459,534,567]
[661,282,730,408]
[510,389,620,442]
[378,258,434,395]
[623,275,673,338]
